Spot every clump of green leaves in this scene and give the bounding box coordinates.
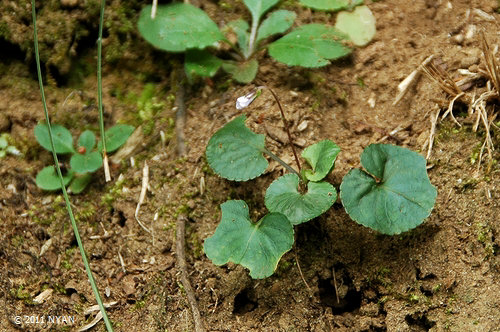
[203,92,437,279]
[138,0,354,83]
[34,123,134,193]
[0,133,22,158]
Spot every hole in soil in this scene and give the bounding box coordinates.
[318,276,362,314]
[233,288,257,315]
[117,211,126,227]
[405,313,436,331]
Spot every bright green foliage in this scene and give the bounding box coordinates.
[340,144,437,235]
[244,0,279,20]
[185,49,223,78]
[204,200,294,279]
[268,24,352,67]
[36,166,74,191]
[335,5,376,46]
[70,151,103,173]
[299,0,363,11]
[137,3,224,52]
[35,124,75,154]
[302,140,340,181]
[265,174,336,225]
[78,130,96,152]
[35,124,134,193]
[256,10,297,44]
[97,124,135,153]
[206,115,268,181]
[222,59,259,84]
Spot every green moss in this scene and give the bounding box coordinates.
[10,285,31,300]
[10,235,24,248]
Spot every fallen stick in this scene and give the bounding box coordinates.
[176,215,205,332]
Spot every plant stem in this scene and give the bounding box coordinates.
[264,148,300,177]
[31,2,113,331]
[261,85,302,173]
[247,14,259,59]
[97,0,110,182]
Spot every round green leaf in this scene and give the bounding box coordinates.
[222,59,259,83]
[78,130,96,152]
[266,174,336,225]
[70,151,103,173]
[206,115,268,181]
[34,124,75,154]
[138,3,224,52]
[36,166,74,191]
[302,140,341,182]
[69,173,93,194]
[185,49,222,78]
[204,200,294,279]
[299,0,363,11]
[256,10,296,44]
[268,24,352,68]
[335,5,376,46]
[340,144,437,235]
[97,124,135,153]
[244,0,279,20]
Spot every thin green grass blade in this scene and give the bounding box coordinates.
[31,1,114,331]
[98,0,110,181]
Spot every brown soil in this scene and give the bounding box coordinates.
[1,0,500,331]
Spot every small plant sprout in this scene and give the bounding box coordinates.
[34,123,134,193]
[138,1,354,83]
[204,89,340,278]
[0,133,22,158]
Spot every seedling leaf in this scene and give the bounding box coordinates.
[36,166,74,191]
[70,151,103,173]
[299,0,363,11]
[268,24,352,68]
[206,115,268,181]
[266,174,336,225]
[222,59,259,83]
[97,124,135,153]
[204,200,294,279]
[0,136,7,149]
[185,49,222,78]
[244,0,279,20]
[256,10,296,44]
[34,124,75,154]
[227,19,250,56]
[138,3,224,52]
[340,144,437,235]
[70,173,93,194]
[302,140,341,181]
[78,130,96,152]
[335,5,376,46]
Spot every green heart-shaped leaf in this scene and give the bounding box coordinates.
[138,3,224,52]
[69,173,93,194]
[36,166,74,191]
[256,10,296,44]
[70,151,103,173]
[244,0,279,21]
[78,130,96,152]
[222,59,258,83]
[98,124,135,153]
[266,174,336,225]
[335,5,376,46]
[204,200,294,279]
[185,49,222,78]
[34,124,75,154]
[206,115,268,181]
[299,0,363,11]
[268,24,352,68]
[340,144,437,235]
[302,140,341,182]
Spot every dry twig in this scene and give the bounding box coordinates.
[176,215,205,332]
